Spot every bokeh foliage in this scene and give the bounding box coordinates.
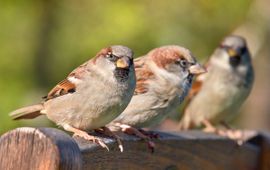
[0,0,253,133]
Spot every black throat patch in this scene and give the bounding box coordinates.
[114,68,130,83]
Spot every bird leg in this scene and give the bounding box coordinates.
[220,121,232,129]
[113,123,155,153]
[95,127,124,152]
[138,128,160,139]
[63,124,109,151]
[202,119,218,133]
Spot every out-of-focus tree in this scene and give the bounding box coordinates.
[1,0,263,134]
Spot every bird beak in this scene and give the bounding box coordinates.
[188,63,207,75]
[227,48,238,57]
[116,57,130,69]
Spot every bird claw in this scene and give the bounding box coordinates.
[139,129,160,139]
[203,127,246,145]
[94,138,110,151]
[147,140,156,153]
[216,129,245,145]
[74,132,109,151]
[95,127,123,152]
[114,123,156,153]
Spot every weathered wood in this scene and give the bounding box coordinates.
[0,127,82,170]
[260,133,270,170]
[249,132,270,170]
[0,128,269,170]
[76,131,260,170]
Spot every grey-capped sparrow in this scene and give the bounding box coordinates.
[10,45,136,150]
[179,35,254,142]
[109,45,206,148]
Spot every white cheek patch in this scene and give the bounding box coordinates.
[150,62,184,86]
[211,55,231,70]
[68,76,82,84]
[97,59,116,73]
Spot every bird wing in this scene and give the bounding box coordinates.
[133,56,155,95]
[43,61,88,100]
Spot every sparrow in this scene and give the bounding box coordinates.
[109,45,206,148]
[178,35,254,141]
[10,45,136,150]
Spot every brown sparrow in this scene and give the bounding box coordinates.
[179,35,254,141]
[109,45,206,147]
[10,45,136,150]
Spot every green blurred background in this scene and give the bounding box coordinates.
[1,0,269,134]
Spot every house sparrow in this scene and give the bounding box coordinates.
[179,35,254,141]
[10,45,136,150]
[109,45,206,148]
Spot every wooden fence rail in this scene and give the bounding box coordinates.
[0,127,269,170]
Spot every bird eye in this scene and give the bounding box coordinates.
[177,59,188,68]
[106,53,117,61]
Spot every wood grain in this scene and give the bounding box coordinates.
[249,132,270,170]
[75,131,260,170]
[1,128,269,170]
[0,127,82,170]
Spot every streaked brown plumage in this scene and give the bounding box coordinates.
[10,45,136,150]
[179,35,254,132]
[111,45,206,129]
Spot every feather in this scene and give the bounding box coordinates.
[43,61,89,100]
[10,104,44,120]
[133,56,154,95]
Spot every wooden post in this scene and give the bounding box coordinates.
[249,132,270,170]
[0,127,82,170]
[0,127,269,170]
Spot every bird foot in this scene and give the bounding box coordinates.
[138,129,160,139]
[113,123,156,152]
[95,127,124,152]
[63,124,109,151]
[147,140,156,153]
[216,129,246,145]
[73,131,109,151]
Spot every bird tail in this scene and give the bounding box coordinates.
[9,104,44,120]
